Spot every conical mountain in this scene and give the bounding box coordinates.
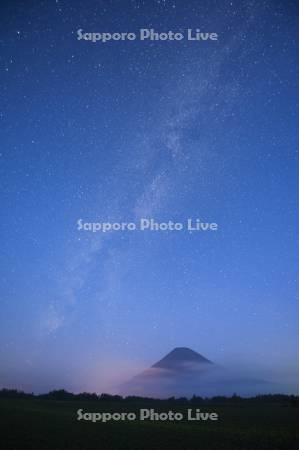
[119,347,216,398]
[152,347,212,370]
[119,348,269,398]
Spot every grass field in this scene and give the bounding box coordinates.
[0,399,298,450]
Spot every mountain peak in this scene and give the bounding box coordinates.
[152,347,212,369]
[120,348,267,398]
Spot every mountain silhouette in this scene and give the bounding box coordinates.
[152,347,213,370]
[120,347,269,398]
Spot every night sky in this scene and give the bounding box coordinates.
[1,0,299,394]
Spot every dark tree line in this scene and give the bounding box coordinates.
[0,388,298,405]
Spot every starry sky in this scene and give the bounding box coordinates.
[1,0,299,394]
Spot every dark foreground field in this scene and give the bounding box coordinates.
[0,399,298,450]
